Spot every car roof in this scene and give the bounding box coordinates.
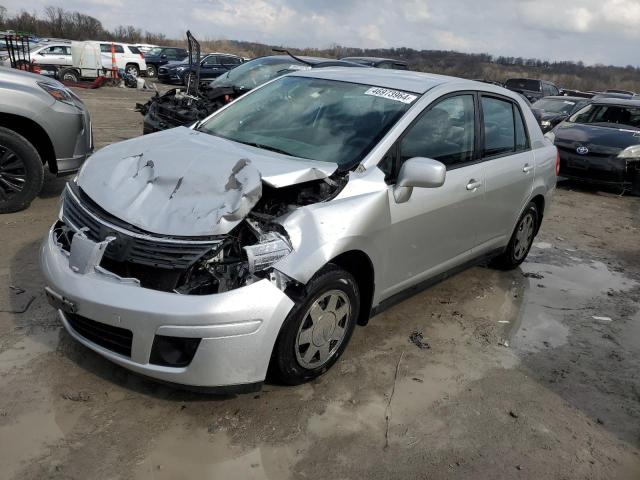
[290,67,485,94]
[591,98,640,107]
[341,56,407,64]
[537,96,589,102]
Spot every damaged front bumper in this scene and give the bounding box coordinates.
[40,228,295,390]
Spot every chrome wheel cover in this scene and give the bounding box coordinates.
[514,212,535,261]
[295,289,351,369]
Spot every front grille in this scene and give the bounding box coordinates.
[61,184,221,270]
[66,313,133,357]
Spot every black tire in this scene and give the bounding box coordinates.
[491,202,539,270]
[125,63,140,77]
[0,127,44,213]
[58,68,79,83]
[272,264,360,385]
[146,64,157,78]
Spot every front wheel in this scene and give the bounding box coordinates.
[272,265,360,385]
[491,202,539,270]
[146,64,157,78]
[0,127,44,213]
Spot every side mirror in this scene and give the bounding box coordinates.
[393,157,446,203]
[160,54,167,59]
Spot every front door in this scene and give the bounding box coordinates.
[382,93,486,298]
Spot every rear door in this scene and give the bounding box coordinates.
[382,92,487,297]
[475,94,535,251]
[199,55,222,78]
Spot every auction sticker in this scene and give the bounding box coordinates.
[364,87,417,104]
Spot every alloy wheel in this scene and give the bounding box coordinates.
[295,289,351,369]
[0,145,26,202]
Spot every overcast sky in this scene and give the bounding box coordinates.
[9,0,640,67]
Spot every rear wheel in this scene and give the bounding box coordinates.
[491,202,539,270]
[125,63,140,77]
[146,64,157,78]
[272,265,360,385]
[58,68,80,83]
[0,127,44,213]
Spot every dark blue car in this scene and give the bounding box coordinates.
[157,53,244,85]
[143,46,188,78]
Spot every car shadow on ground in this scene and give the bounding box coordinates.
[38,171,72,200]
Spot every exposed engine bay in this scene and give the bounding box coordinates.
[53,174,347,296]
[136,84,243,134]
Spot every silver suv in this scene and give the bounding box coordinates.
[41,68,557,392]
[0,67,92,212]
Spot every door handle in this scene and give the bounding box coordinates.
[523,164,533,173]
[466,180,482,191]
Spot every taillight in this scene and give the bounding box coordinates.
[140,53,144,59]
[555,150,560,176]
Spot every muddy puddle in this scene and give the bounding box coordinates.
[133,423,299,480]
[509,249,637,353]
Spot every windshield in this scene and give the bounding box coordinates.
[568,104,640,130]
[532,98,577,114]
[505,79,541,92]
[199,76,417,168]
[147,47,163,56]
[211,56,309,90]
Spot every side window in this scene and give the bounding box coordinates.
[166,49,181,59]
[64,46,71,55]
[514,107,529,151]
[549,85,559,96]
[482,96,529,156]
[399,94,475,169]
[202,56,219,66]
[377,62,393,69]
[220,56,240,66]
[100,44,124,53]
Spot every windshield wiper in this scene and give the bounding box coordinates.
[239,141,295,157]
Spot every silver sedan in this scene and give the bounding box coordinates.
[41,68,557,392]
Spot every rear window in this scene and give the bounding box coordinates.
[505,79,541,92]
[127,46,141,54]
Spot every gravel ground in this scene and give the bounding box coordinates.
[0,85,639,480]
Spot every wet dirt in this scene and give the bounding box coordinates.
[0,86,639,479]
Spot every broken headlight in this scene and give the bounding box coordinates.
[244,232,292,274]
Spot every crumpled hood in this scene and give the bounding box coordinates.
[77,127,337,237]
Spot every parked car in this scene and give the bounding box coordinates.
[142,46,188,78]
[0,67,92,212]
[157,52,244,85]
[548,98,640,194]
[42,69,556,391]
[531,96,591,132]
[140,54,367,134]
[339,56,408,69]
[57,41,147,82]
[504,78,560,103]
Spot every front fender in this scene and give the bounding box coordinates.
[274,187,390,303]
